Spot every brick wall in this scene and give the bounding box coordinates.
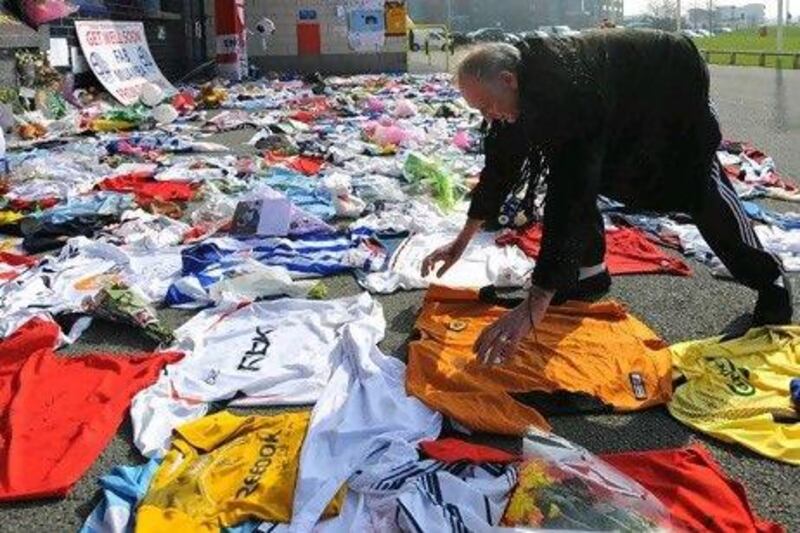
[47,1,190,80]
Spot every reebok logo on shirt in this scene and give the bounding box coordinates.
[236,430,283,499]
[237,326,272,372]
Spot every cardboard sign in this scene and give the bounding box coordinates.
[75,20,175,106]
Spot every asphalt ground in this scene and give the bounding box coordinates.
[1,65,799,531]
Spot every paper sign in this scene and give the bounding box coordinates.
[75,20,175,106]
[49,38,70,67]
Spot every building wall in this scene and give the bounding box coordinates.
[738,4,766,26]
[244,0,407,74]
[689,3,765,29]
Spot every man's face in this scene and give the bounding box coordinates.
[459,71,520,123]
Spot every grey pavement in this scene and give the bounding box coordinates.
[710,65,800,179]
[1,65,799,532]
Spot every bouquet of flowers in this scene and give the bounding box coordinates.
[502,428,671,531]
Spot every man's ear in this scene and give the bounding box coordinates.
[499,70,518,90]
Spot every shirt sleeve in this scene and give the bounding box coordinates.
[531,136,605,291]
[467,120,529,221]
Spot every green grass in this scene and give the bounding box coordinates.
[694,26,800,68]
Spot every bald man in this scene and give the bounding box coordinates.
[421,30,792,365]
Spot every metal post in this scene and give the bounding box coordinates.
[446,0,452,31]
[778,0,785,52]
[708,0,713,32]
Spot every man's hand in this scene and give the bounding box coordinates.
[421,218,484,278]
[474,287,553,365]
[421,240,467,278]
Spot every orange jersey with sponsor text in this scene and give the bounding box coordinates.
[406,286,673,435]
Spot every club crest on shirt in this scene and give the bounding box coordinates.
[448,319,468,332]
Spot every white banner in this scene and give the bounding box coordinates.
[75,20,175,106]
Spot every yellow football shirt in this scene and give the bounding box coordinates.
[0,211,24,226]
[136,410,344,532]
[668,326,800,465]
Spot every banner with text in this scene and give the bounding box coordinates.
[75,20,175,106]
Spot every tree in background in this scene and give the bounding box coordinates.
[646,0,679,30]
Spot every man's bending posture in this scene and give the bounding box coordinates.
[421,30,793,364]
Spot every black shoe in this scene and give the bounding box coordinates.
[552,269,612,305]
[753,276,794,326]
[719,314,755,342]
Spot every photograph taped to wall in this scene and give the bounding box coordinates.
[348,8,385,52]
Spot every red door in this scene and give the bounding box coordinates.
[297,23,321,55]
